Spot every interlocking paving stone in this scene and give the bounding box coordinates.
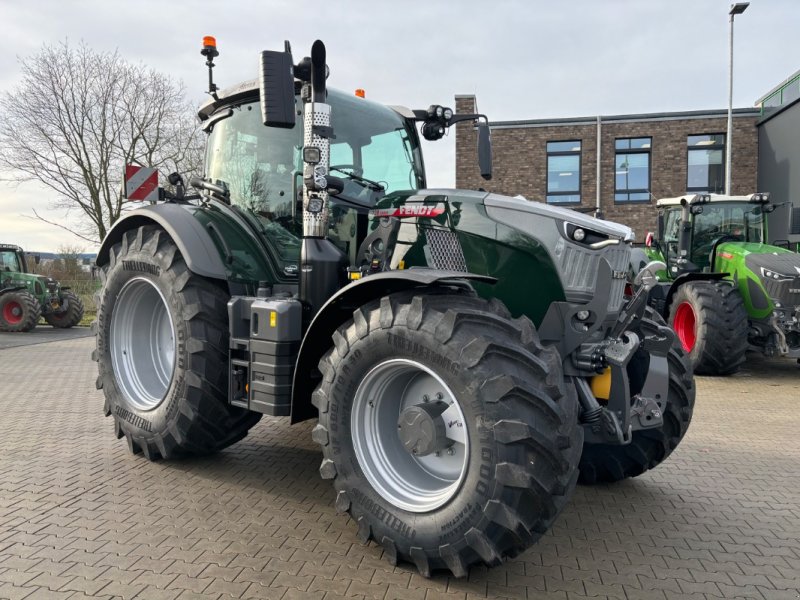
[0,337,798,599]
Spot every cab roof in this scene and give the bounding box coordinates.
[656,193,766,207]
[197,79,412,122]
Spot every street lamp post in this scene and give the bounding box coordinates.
[726,2,749,196]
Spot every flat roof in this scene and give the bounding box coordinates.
[754,68,800,106]
[487,107,760,130]
[656,193,761,207]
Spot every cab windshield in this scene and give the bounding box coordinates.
[0,251,22,273]
[204,90,424,267]
[664,202,766,270]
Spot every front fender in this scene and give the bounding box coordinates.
[290,269,496,423]
[95,204,228,280]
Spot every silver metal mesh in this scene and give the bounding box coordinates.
[302,102,331,237]
[426,229,468,272]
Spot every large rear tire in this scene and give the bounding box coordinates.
[0,290,41,332]
[579,310,695,484]
[45,289,84,328]
[312,292,582,577]
[668,281,748,375]
[93,226,261,460]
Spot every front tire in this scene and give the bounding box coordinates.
[668,281,748,375]
[45,289,84,328]
[93,226,260,460]
[579,310,695,484]
[0,290,41,332]
[312,292,582,577]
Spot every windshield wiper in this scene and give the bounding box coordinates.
[329,167,385,192]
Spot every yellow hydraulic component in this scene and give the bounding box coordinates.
[269,311,277,327]
[590,367,612,400]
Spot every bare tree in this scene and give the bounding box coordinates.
[0,41,204,243]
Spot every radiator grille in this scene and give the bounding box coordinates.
[553,239,630,312]
[425,228,468,272]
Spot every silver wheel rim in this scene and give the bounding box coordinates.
[351,358,469,513]
[110,277,176,411]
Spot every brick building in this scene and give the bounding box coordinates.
[455,95,760,239]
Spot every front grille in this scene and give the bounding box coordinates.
[425,228,468,272]
[553,239,630,312]
[762,276,800,308]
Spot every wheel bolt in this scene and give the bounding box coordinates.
[422,394,429,402]
[447,448,455,456]
[436,392,443,400]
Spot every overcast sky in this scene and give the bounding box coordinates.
[1,0,798,251]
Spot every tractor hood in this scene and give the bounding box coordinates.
[371,189,633,321]
[745,248,800,309]
[716,242,800,313]
[484,194,635,243]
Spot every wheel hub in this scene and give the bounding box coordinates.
[109,277,176,411]
[3,301,23,324]
[351,358,469,513]
[397,400,452,457]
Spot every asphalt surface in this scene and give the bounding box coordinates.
[0,336,798,600]
[0,326,92,350]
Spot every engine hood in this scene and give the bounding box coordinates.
[484,194,635,242]
[743,248,800,278]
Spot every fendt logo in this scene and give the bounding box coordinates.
[370,204,445,219]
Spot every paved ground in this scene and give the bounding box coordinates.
[0,326,92,350]
[0,338,798,600]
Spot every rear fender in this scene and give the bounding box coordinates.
[290,269,496,423]
[95,205,228,280]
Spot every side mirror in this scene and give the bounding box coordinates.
[645,232,654,247]
[34,255,41,265]
[259,50,296,128]
[633,260,666,290]
[477,121,492,181]
[690,205,704,215]
[656,212,665,238]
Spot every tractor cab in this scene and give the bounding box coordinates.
[651,193,773,277]
[0,245,28,275]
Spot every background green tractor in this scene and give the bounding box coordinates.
[637,193,800,375]
[0,244,85,332]
[92,38,694,577]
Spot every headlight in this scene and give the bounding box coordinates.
[760,267,792,281]
[572,228,586,242]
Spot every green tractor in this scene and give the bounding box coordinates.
[0,244,85,332]
[637,193,800,375]
[93,38,694,576]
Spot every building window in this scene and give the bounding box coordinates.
[615,137,651,202]
[687,134,725,193]
[546,140,581,203]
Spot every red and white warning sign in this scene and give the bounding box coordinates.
[124,164,159,202]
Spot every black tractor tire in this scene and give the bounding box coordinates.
[668,281,748,375]
[0,290,41,332]
[45,289,85,328]
[579,309,695,484]
[92,225,261,460]
[312,292,582,577]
